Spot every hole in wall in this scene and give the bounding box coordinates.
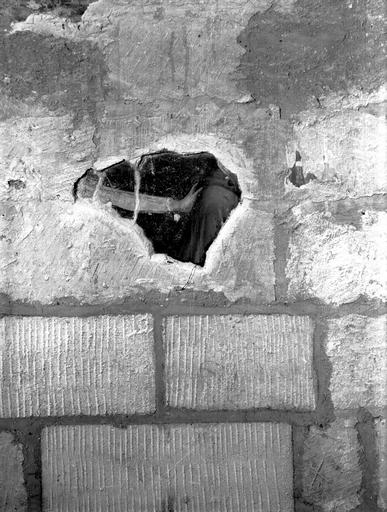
[74,150,242,266]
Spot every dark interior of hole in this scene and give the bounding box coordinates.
[77,150,241,266]
[288,150,317,188]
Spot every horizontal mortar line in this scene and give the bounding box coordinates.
[278,192,387,216]
[0,409,317,430]
[1,299,386,318]
[333,406,387,418]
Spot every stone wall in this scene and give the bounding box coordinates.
[0,0,386,511]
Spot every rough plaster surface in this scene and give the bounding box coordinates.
[9,0,292,102]
[0,432,27,512]
[164,314,315,410]
[375,417,387,509]
[0,197,274,303]
[287,210,387,305]
[0,133,276,303]
[300,418,362,511]
[0,315,155,417]
[41,423,293,512]
[326,315,387,410]
[0,114,95,201]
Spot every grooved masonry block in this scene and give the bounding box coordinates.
[326,315,387,410]
[0,315,155,417]
[41,423,293,512]
[164,315,315,410]
[0,432,27,512]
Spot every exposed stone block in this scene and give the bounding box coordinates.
[287,210,387,305]
[292,109,387,200]
[299,418,362,512]
[0,432,27,512]
[326,315,387,410]
[375,417,387,509]
[0,315,155,417]
[10,0,280,103]
[164,315,315,410]
[41,423,293,512]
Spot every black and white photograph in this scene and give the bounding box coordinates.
[0,0,386,510]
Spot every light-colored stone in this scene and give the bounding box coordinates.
[301,418,362,512]
[164,315,315,410]
[0,432,27,512]
[326,315,387,410]
[289,107,387,201]
[375,417,387,509]
[0,315,155,417]
[287,210,387,305]
[0,114,95,203]
[205,202,275,301]
[41,423,293,512]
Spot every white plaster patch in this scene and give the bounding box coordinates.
[0,115,95,202]
[287,210,387,304]
[0,114,274,303]
[287,108,387,200]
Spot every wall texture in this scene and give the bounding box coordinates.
[0,0,386,511]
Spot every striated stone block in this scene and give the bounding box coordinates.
[164,314,315,410]
[0,315,155,417]
[287,210,387,305]
[0,432,27,512]
[41,423,293,512]
[299,418,362,512]
[326,315,387,410]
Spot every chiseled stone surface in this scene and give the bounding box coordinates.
[300,418,362,512]
[375,417,387,510]
[326,315,387,410]
[0,432,27,512]
[0,315,155,417]
[41,423,293,512]
[164,315,315,410]
[287,210,387,305]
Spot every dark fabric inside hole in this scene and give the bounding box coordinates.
[79,150,241,266]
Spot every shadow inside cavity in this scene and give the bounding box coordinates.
[74,150,241,266]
